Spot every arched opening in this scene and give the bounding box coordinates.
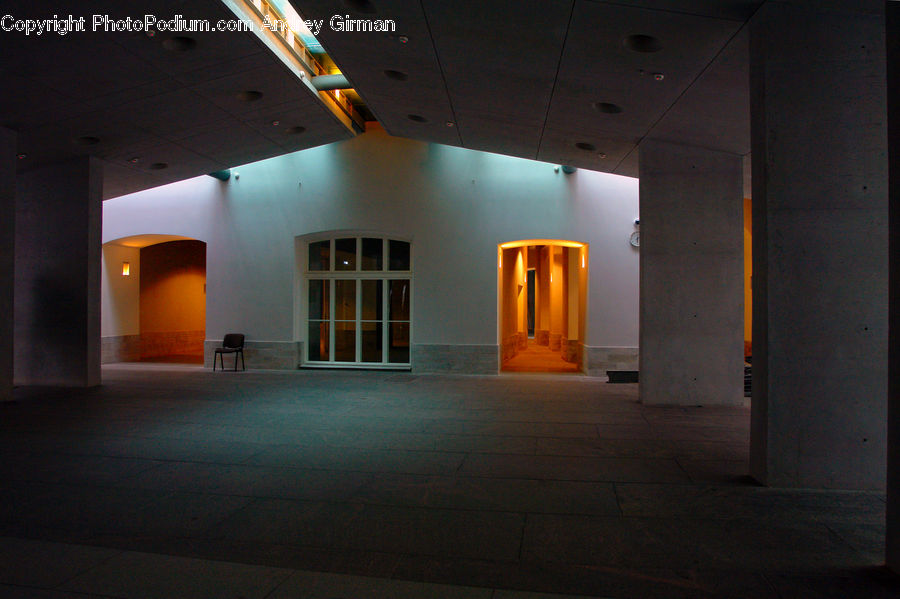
[498,240,588,373]
[101,235,206,364]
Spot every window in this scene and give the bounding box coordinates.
[305,237,411,367]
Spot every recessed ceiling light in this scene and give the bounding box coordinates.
[286,126,306,134]
[271,120,280,126]
[598,153,607,159]
[128,157,140,164]
[593,102,622,114]
[653,73,665,81]
[235,90,263,102]
[343,0,377,14]
[16,153,26,160]
[575,142,596,152]
[624,34,661,53]
[407,114,428,123]
[162,36,197,51]
[398,35,409,43]
[149,162,168,170]
[384,69,408,81]
[75,136,100,146]
[445,121,455,127]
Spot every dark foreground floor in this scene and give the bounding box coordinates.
[0,365,896,598]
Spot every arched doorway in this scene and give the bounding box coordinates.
[498,240,588,373]
[101,235,206,364]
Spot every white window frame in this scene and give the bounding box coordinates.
[301,235,412,369]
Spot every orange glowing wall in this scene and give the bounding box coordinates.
[139,240,206,356]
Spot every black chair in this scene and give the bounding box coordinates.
[214,334,245,371]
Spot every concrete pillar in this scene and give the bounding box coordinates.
[0,128,15,402]
[15,157,103,387]
[886,0,899,574]
[638,139,744,406]
[749,2,888,489]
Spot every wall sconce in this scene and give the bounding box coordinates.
[122,262,130,276]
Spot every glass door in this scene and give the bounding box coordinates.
[305,236,411,367]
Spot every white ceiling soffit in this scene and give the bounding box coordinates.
[107,234,197,248]
[2,0,353,199]
[293,0,758,176]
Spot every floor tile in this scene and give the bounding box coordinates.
[61,551,292,599]
[351,474,621,515]
[0,536,119,587]
[269,570,493,598]
[460,454,690,483]
[212,499,525,561]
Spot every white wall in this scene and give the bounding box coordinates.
[100,244,140,337]
[103,124,640,351]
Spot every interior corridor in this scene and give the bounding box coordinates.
[502,340,580,374]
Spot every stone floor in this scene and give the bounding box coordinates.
[502,341,580,373]
[0,364,896,598]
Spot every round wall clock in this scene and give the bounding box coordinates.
[629,231,640,247]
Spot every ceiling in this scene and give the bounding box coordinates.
[2,0,758,199]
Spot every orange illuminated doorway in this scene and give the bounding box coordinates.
[101,236,206,364]
[498,240,588,373]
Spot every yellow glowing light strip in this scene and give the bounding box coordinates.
[499,239,586,249]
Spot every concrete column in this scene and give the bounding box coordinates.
[749,2,888,489]
[638,139,744,406]
[0,128,15,402]
[15,157,103,387]
[886,0,899,574]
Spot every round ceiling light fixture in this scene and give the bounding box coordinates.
[575,142,596,152]
[235,90,264,102]
[624,34,661,53]
[162,36,197,51]
[16,153,26,160]
[593,102,623,114]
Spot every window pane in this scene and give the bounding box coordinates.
[334,321,356,361]
[361,322,383,362]
[389,322,409,363]
[361,280,383,321]
[309,240,330,271]
[389,279,410,321]
[335,238,356,271]
[361,238,383,271]
[388,240,410,271]
[308,279,329,320]
[334,280,356,320]
[307,321,329,361]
